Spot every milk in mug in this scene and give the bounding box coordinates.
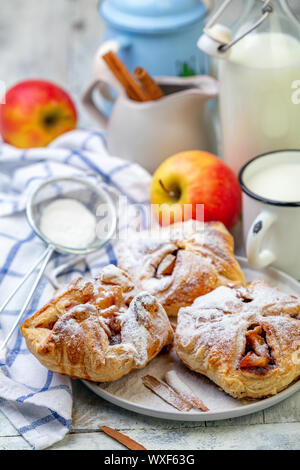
[246,160,300,202]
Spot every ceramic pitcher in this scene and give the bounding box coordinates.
[82,74,218,174]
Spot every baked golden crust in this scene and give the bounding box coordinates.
[117,220,245,317]
[175,280,300,399]
[21,265,173,382]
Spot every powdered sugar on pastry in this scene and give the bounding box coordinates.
[175,279,300,399]
[121,292,169,367]
[21,265,173,383]
[117,220,245,317]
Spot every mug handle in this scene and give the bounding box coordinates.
[246,211,277,268]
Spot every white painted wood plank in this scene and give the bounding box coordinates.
[50,423,300,450]
[0,410,20,437]
[66,0,106,128]
[2,421,300,450]
[0,436,31,450]
[0,0,105,128]
[0,0,71,86]
[264,391,300,424]
[206,411,264,427]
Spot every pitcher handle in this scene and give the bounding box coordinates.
[93,36,131,92]
[84,36,132,128]
[82,80,110,129]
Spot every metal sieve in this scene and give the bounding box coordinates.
[0,176,117,350]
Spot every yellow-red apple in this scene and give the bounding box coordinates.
[0,80,77,148]
[150,150,241,230]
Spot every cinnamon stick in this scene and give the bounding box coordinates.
[142,375,192,412]
[164,370,209,412]
[102,51,149,102]
[100,426,147,450]
[134,66,164,100]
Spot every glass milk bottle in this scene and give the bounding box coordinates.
[198,0,300,174]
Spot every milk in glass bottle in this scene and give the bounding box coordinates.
[198,0,300,174]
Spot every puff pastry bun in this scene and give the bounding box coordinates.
[175,280,300,399]
[117,220,245,317]
[21,265,173,382]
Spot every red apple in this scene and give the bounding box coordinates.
[150,150,241,230]
[0,80,77,148]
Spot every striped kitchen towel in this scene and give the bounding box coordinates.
[0,129,151,449]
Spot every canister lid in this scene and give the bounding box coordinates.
[100,0,207,34]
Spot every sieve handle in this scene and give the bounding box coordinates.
[0,245,54,351]
[0,248,54,316]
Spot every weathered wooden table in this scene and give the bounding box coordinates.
[1,0,300,451]
[1,378,300,450]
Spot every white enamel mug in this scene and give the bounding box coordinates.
[239,150,300,280]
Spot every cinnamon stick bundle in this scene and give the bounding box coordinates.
[102,51,149,102]
[134,67,164,100]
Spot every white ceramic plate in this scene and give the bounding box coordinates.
[83,257,300,421]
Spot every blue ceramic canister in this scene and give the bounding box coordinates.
[99,0,212,77]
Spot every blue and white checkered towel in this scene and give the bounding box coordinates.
[0,129,151,449]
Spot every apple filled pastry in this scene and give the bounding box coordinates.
[175,280,300,399]
[20,265,173,382]
[117,220,245,317]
